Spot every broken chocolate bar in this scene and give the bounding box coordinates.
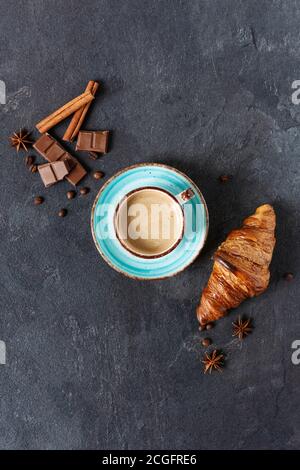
[76,131,109,153]
[33,133,86,186]
[38,160,72,187]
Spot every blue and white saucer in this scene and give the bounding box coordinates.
[91,163,209,280]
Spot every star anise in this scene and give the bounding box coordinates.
[202,349,224,374]
[10,129,32,152]
[232,316,252,340]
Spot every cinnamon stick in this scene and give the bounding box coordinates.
[36,91,94,134]
[63,81,99,142]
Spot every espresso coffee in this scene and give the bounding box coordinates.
[115,188,184,257]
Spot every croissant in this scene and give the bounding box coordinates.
[196,204,276,325]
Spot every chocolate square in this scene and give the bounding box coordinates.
[47,146,66,162]
[38,164,56,187]
[93,132,109,153]
[34,134,53,154]
[77,131,93,150]
[76,130,109,153]
[51,161,70,180]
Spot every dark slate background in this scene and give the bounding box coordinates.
[0,0,299,450]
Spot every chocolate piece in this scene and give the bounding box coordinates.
[38,164,57,187]
[38,160,71,188]
[33,133,86,186]
[76,131,109,153]
[52,160,71,180]
[60,156,75,171]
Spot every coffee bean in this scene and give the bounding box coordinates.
[93,171,104,180]
[25,155,35,167]
[80,187,90,196]
[206,322,214,330]
[201,338,212,347]
[34,196,44,205]
[58,209,67,217]
[284,272,294,281]
[66,190,76,200]
[219,174,230,183]
[30,164,38,173]
[199,324,206,331]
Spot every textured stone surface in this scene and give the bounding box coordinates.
[0,0,299,450]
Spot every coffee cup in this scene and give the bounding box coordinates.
[114,186,195,258]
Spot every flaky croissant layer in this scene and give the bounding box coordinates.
[196,204,276,325]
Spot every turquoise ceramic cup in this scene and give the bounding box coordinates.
[91,163,209,280]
